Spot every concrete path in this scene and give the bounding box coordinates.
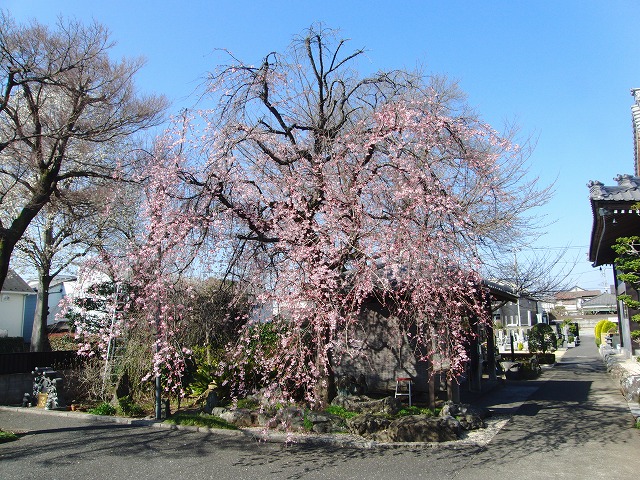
[0,339,638,480]
[455,337,640,479]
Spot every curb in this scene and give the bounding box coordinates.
[0,404,505,449]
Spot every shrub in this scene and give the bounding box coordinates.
[630,330,640,341]
[0,429,18,443]
[568,323,579,337]
[88,402,116,416]
[62,357,108,404]
[303,412,314,431]
[537,352,556,365]
[597,321,618,345]
[594,320,616,347]
[527,324,557,354]
[117,395,146,417]
[520,357,541,379]
[517,342,524,351]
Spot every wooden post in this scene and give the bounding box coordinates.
[485,294,497,382]
[447,376,460,403]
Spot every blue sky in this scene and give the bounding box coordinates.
[5,0,640,291]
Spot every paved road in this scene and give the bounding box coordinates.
[1,339,638,480]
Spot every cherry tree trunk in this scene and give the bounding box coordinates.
[313,346,337,409]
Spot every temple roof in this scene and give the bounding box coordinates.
[588,175,640,266]
[588,174,640,202]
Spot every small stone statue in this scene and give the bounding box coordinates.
[30,367,65,410]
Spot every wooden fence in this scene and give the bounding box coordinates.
[0,351,83,375]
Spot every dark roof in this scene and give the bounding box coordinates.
[588,175,640,202]
[482,279,519,302]
[588,174,640,266]
[1,270,35,294]
[582,292,617,309]
[555,289,601,300]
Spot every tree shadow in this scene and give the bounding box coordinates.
[0,417,484,478]
[461,354,640,471]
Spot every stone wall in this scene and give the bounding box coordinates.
[601,346,640,404]
[0,373,32,405]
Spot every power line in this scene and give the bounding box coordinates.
[528,245,589,250]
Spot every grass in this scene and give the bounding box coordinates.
[235,397,260,410]
[635,418,640,429]
[396,406,439,417]
[324,404,440,420]
[164,412,239,430]
[324,405,359,419]
[0,429,19,443]
[87,402,117,416]
[116,396,146,417]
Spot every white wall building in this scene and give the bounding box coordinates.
[0,270,36,340]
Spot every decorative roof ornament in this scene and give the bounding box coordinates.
[587,180,606,200]
[614,173,640,188]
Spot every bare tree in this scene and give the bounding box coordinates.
[484,247,578,302]
[0,13,167,289]
[15,185,113,351]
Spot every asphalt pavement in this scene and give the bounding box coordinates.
[1,338,638,480]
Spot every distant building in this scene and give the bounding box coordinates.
[28,275,77,326]
[581,291,617,315]
[485,280,543,349]
[0,270,36,341]
[554,286,602,315]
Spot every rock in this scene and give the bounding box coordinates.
[331,395,401,415]
[458,414,485,430]
[254,411,273,427]
[440,401,489,418]
[273,406,306,431]
[219,408,253,427]
[336,374,368,396]
[382,415,461,442]
[245,387,285,407]
[346,413,392,437]
[306,413,331,433]
[622,374,640,403]
[439,402,487,431]
[502,362,522,380]
[210,407,228,417]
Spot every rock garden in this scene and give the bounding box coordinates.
[193,391,490,443]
